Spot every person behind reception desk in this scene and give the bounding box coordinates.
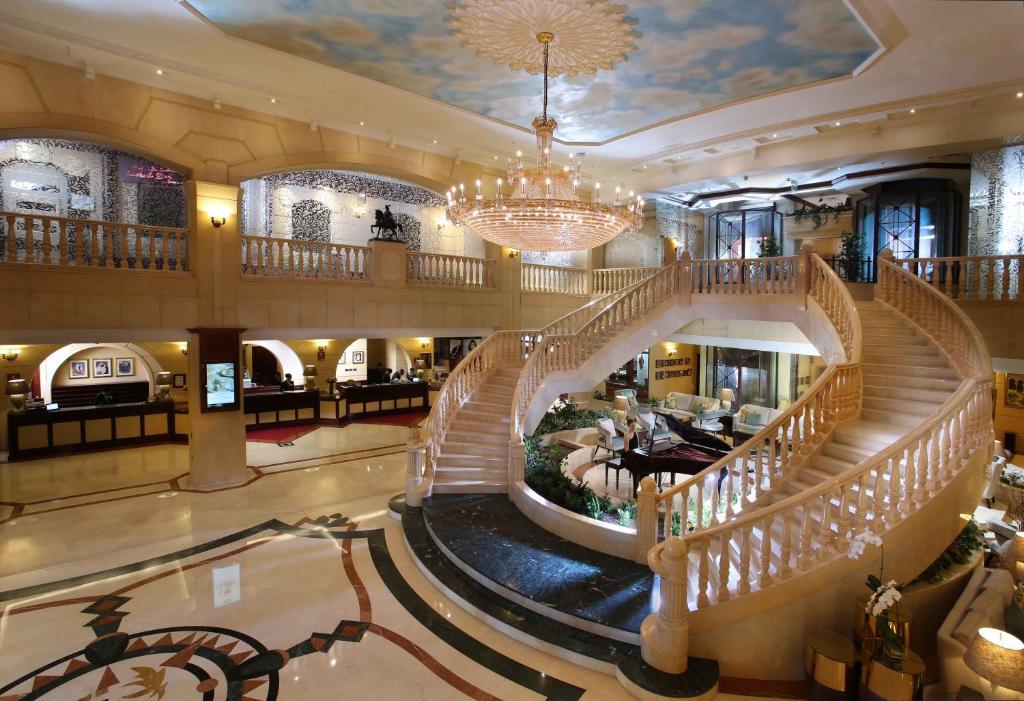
[94,389,115,405]
[369,363,384,384]
[279,373,295,391]
[391,369,411,383]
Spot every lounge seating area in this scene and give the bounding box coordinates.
[658,391,720,421]
[733,403,783,439]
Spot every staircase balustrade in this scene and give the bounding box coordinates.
[640,248,994,673]
[896,254,1022,302]
[635,363,862,561]
[241,235,370,281]
[407,251,495,288]
[592,267,661,295]
[1,211,190,273]
[877,250,992,379]
[809,251,863,362]
[690,255,798,295]
[521,263,589,295]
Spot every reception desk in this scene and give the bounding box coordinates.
[324,383,430,421]
[7,400,179,461]
[243,389,319,429]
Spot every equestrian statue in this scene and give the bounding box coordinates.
[370,204,403,241]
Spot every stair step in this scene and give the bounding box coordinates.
[862,353,949,368]
[435,466,508,480]
[832,422,903,451]
[458,409,511,424]
[861,342,937,356]
[859,409,923,428]
[865,326,919,339]
[432,480,508,494]
[862,397,943,417]
[861,364,958,380]
[440,440,508,457]
[463,400,512,413]
[862,384,952,403]
[809,454,857,476]
[797,466,837,485]
[861,371,960,390]
[823,441,878,465]
[435,454,506,468]
[447,421,507,436]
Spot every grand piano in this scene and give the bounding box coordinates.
[620,414,731,493]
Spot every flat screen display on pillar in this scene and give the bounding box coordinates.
[203,361,238,410]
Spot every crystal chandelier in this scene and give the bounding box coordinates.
[445,24,643,252]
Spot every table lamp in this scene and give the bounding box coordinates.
[963,627,1024,694]
[719,387,735,412]
[613,395,629,423]
[303,364,318,390]
[155,371,173,400]
[5,378,28,413]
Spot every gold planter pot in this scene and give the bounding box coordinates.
[854,596,913,667]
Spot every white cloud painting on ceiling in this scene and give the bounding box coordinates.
[190,0,879,142]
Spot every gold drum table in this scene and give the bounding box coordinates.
[805,631,859,700]
[861,651,926,701]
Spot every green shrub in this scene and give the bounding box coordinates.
[911,520,986,585]
[616,498,637,527]
[524,436,607,520]
[533,398,613,436]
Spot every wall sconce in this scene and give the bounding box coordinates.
[179,342,188,356]
[207,203,230,228]
[1,347,18,362]
[507,249,520,259]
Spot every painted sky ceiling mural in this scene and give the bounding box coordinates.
[190,0,879,143]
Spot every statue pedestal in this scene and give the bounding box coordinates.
[368,240,407,289]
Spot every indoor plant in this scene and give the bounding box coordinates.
[848,530,911,666]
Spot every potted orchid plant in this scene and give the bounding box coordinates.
[848,530,911,666]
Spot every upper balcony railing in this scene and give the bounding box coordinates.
[521,263,589,295]
[407,251,495,289]
[1,211,190,273]
[895,255,1022,302]
[241,235,370,282]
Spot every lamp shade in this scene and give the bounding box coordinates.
[1008,532,1024,579]
[719,388,736,403]
[5,379,28,396]
[963,628,1024,692]
[155,371,173,385]
[613,396,629,413]
[303,364,318,376]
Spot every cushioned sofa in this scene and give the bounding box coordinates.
[936,566,1021,699]
[733,404,782,438]
[659,392,720,422]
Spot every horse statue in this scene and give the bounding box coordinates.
[370,204,403,241]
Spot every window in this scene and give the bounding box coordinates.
[708,208,784,260]
[713,347,773,408]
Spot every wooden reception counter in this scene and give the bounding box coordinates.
[321,382,430,422]
[7,400,179,461]
[243,389,319,429]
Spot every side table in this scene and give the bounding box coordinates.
[861,651,925,701]
[805,631,859,700]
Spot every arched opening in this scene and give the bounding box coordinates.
[336,339,412,384]
[37,343,165,405]
[243,341,304,385]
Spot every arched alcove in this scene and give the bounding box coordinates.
[38,343,164,403]
[244,340,304,383]
[335,339,412,383]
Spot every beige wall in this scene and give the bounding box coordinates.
[647,341,699,400]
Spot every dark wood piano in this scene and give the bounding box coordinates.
[620,415,732,493]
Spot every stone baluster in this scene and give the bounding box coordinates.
[640,537,691,674]
[758,517,773,588]
[24,216,35,263]
[696,539,710,608]
[635,476,658,563]
[779,512,793,578]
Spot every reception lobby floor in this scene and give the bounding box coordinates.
[0,426,787,700]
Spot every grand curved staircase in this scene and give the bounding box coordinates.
[402,247,994,691]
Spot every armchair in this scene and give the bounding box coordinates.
[595,418,623,460]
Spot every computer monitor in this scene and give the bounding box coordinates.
[45,402,58,411]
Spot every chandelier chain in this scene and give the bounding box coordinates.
[542,40,549,122]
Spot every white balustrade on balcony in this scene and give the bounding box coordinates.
[521,263,589,295]
[407,251,495,288]
[241,235,369,281]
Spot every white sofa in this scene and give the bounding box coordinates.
[936,566,1020,699]
[659,392,720,421]
[733,403,783,437]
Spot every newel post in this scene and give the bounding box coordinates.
[641,536,691,674]
[635,476,659,563]
[405,426,427,507]
[678,251,692,307]
[508,437,526,501]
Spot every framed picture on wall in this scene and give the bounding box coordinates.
[1006,374,1024,408]
[352,351,365,364]
[172,373,187,389]
[92,358,112,378]
[338,351,346,365]
[69,360,89,379]
[116,358,135,377]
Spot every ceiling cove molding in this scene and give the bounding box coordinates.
[661,162,970,208]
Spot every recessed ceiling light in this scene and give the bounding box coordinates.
[1017,92,1023,99]
[834,121,841,126]
[432,139,437,144]
[493,155,498,160]
[359,120,365,126]
[909,108,916,114]
[771,133,778,138]
[155,68,163,75]
[270,97,277,104]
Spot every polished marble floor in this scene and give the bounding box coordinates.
[0,427,785,700]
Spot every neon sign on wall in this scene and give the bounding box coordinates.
[118,157,183,187]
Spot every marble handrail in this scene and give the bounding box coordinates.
[592,267,661,295]
[241,235,370,281]
[809,250,862,362]
[896,254,1023,302]
[407,251,495,288]
[1,211,190,272]
[521,263,589,295]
